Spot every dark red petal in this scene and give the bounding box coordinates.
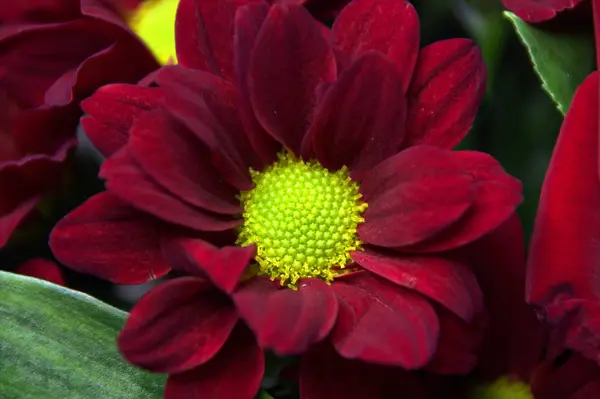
[81,84,165,157]
[358,147,475,248]
[165,324,264,399]
[249,3,336,154]
[128,110,240,214]
[532,353,600,399]
[502,0,586,23]
[303,52,406,171]
[403,150,523,252]
[300,343,428,399]
[174,0,261,81]
[101,148,241,232]
[118,277,238,373]
[164,238,255,293]
[331,273,438,368]
[331,0,419,90]
[404,39,485,150]
[234,3,279,165]
[49,192,171,284]
[233,277,338,354]
[0,196,39,248]
[157,66,254,189]
[15,258,65,286]
[426,307,483,375]
[352,250,482,321]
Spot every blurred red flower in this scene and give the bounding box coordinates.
[0,0,159,247]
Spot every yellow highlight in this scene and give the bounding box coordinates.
[470,378,533,399]
[237,153,368,288]
[127,0,179,65]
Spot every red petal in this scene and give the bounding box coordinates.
[403,150,523,252]
[165,238,255,293]
[15,258,65,286]
[81,84,165,157]
[331,273,438,368]
[234,3,279,164]
[528,72,600,304]
[0,196,39,248]
[233,277,338,354]
[249,3,336,154]
[404,39,485,150]
[303,52,406,171]
[165,324,264,399]
[331,0,419,90]
[118,277,238,373]
[49,192,171,284]
[532,353,600,399]
[358,146,475,248]
[502,0,586,23]
[174,0,261,82]
[101,147,241,232]
[128,110,240,214]
[352,250,482,321]
[157,66,254,189]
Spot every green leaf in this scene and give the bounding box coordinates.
[504,11,595,114]
[0,271,166,398]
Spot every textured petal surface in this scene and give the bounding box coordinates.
[331,273,438,368]
[119,277,238,373]
[332,0,419,90]
[81,84,165,157]
[165,238,255,293]
[165,324,264,399]
[15,258,65,286]
[353,250,482,321]
[404,39,485,150]
[233,277,338,354]
[49,192,171,284]
[128,109,240,214]
[502,0,585,23]
[101,147,240,232]
[358,146,475,248]
[303,52,406,172]
[249,3,336,154]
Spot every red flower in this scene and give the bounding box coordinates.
[0,0,159,248]
[14,258,65,286]
[51,0,522,394]
[501,0,586,23]
[528,72,600,363]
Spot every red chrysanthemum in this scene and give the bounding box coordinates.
[501,0,586,23]
[0,0,159,248]
[527,72,600,363]
[50,0,525,396]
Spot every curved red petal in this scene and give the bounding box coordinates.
[233,277,338,354]
[248,3,336,154]
[332,0,419,90]
[81,84,165,158]
[331,273,439,368]
[404,39,485,150]
[49,192,171,284]
[303,52,406,171]
[15,258,65,286]
[502,0,585,23]
[165,323,264,399]
[0,196,39,248]
[118,277,238,374]
[352,250,483,321]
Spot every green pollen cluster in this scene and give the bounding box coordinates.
[237,152,368,288]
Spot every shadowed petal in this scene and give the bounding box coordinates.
[165,324,264,399]
[249,3,336,154]
[0,196,39,248]
[118,277,238,373]
[303,52,406,171]
[404,39,485,150]
[49,192,171,284]
[15,258,65,286]
[331,273,438,368]
[81,84,165,157]
[352,250,482,321]
[332,0,419,90]
[233,277,338,354]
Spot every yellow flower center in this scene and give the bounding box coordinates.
[470,377,533,399]
[127,0,179,65]
[237,153,367,288]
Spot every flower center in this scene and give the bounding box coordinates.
[237,152,367,288]
[127,0,178,65]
